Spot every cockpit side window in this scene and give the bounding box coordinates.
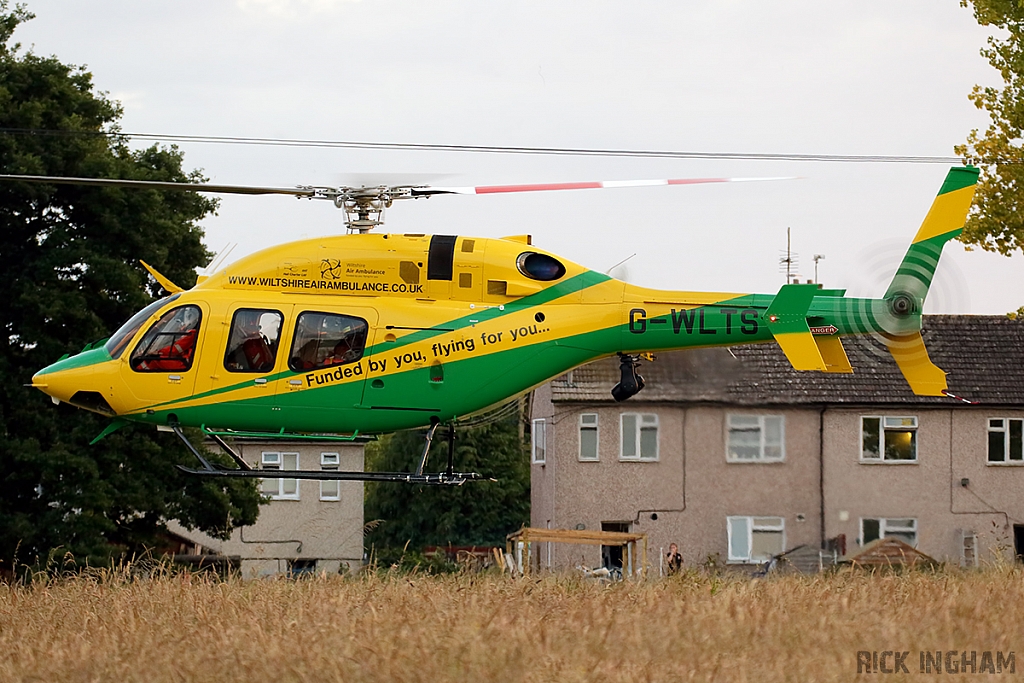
[105,294,181,359]
[224,309,284,373]
[288,312,368,372]
[130,305,202,372]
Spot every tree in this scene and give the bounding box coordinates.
[956,1,1024,288]
[0,2,260,573]
[364,414,530,558]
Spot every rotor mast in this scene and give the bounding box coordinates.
[325,186,424,233]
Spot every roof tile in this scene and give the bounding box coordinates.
[552,315,1024,406]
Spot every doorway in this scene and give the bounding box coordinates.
[1013,525,1024,562]
[601,521,630,570]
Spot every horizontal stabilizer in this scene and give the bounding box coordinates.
[774,331,827,371]
[766,284,826,371]
[814,335,854,373]
[885,332,948,396]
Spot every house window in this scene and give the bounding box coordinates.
[320,452,340,501]
[288,559,317,577]
[579,413,599,461]
[261,452,299,500]
[727,516,785,563]
[532,419,546,464]
[727,415,784,462]
[861,517,917,547]
[861,416,918,462]
[988,418,1024,463]
[621,413,658,461]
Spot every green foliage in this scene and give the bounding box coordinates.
[364,415,530,552]
[956,0,1024,258]
[0,3,260,573]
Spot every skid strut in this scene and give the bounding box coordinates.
[172,424,487,485]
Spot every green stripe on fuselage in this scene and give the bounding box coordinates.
[35,347,112,375]
[362,269,612,356]
[136,309,777,433]
[137,269,612,413]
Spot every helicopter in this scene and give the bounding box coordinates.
[5,165,979,484]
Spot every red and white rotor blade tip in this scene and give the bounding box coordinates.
[414,176,796,196]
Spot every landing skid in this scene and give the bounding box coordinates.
[171,424,488,486]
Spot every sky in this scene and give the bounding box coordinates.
[11,0,1022,313]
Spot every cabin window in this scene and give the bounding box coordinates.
[516,252,566,281]
[988,418,1024,463]
[288,312,368,372]
[130,305,202,372]
[224,309,283,373]
[105,294,181,359]
[861,416,918,462]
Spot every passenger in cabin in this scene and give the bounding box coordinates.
[289,313,365,370]
[225,310,275,372]
[135,306,201,372]
[325,338,354,365]
[293,339,320,370]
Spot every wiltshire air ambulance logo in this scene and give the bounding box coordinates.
[321,259,344,280]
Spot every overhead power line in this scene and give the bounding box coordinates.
[0,126,967,164]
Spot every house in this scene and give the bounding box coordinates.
[170,438,365,577]
[530,316,1024,573]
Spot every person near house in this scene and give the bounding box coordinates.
[666,543,683,575]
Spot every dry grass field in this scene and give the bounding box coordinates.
[1,565,1021,682]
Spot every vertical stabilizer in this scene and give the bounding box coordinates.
[884,166,979,308]
[880,166,979,396]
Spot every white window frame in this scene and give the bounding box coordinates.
[579,413,599,461]
[320,452,341,501]
[261,451,299,500]
[726,414,785,463]
[860,517,918,547]
[726,516,785,563]
[860,415,918,463]
[620,413,659,461]
[987,417,1024,464]
[531,419,546,464]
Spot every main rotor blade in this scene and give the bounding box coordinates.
[411,176,796,196]
[0,174,317,197]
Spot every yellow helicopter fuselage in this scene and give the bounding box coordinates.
[31,166,980,436]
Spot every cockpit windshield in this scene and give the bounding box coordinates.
[104,294,181,359]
